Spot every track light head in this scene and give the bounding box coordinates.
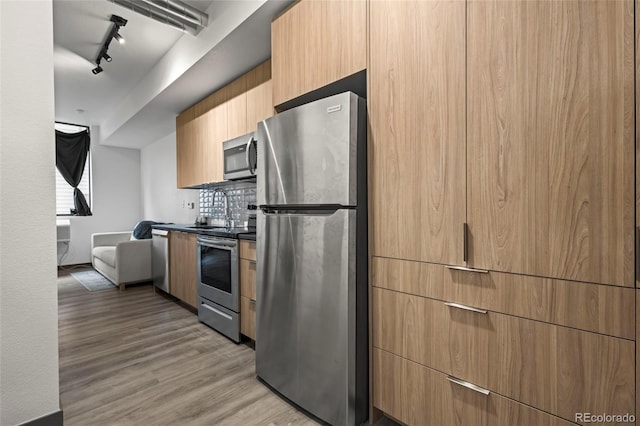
[102,52,112,62]
[91,65,103,75]
[113,32,125,44]
[110,15,128,27]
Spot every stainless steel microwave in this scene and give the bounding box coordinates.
[223,132,257,180]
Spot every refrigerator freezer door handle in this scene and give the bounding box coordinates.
[261,208,340,217]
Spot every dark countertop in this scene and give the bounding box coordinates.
[152,223,256,240]
[238,233,256,241]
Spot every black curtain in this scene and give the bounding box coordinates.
[55,129,92,216]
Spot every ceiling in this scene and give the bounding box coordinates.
[53,0,292,149]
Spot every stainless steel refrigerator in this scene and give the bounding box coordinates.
[255,92,368,426]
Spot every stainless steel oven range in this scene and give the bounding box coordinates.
[197,235,240,342]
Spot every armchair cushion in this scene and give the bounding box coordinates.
[91,231,152,290]
[92,246,116,268]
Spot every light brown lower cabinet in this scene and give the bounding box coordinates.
[168,231,198,308]
[373,349,574,426]
[372,287,635,424]
[240,241,256,341]
[371,257,635,339]
[240,296,256,340]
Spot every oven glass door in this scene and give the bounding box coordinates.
[198,238,239,312]
[200,245,231,293]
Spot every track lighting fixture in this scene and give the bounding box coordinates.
[106,0,208,36]
[91,14,128,75]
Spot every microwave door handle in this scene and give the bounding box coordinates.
[245,136,258,175]
[246,137,256,175]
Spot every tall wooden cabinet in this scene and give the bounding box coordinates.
[369,0,637,424]
[271,0,366,107]
[369,0,466,266]
[466,0,635,287]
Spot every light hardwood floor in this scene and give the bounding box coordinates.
[58,270,319,426]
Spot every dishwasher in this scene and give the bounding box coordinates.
[151,229,169,292]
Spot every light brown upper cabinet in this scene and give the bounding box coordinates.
[226,77,248,141]
[201,103,227,184]
[176,61,271,188]
[176,106,198,188]
[369,0,466,266]
[271,0,366,107]
[246,60,273,129]
[466,0,635,286]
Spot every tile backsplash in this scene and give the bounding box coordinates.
[199,180,256,226]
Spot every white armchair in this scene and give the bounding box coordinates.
[91,231,152,290]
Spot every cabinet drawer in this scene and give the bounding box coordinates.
[241,296,256,340]
[374,349,574,426]
[240,259,256,299]
[372,288,635,423]
[239,240,256,261]
[371,256,635,339]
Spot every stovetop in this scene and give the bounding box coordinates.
[151,223,255,239]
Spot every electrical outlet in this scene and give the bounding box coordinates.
[187,202,195,209]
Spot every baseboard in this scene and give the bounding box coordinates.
[17,410,63,426]
[57,262,92,271]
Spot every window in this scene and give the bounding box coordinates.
[55,123,92,216]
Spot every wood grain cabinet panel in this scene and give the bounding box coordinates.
[239,241,257,341]
[373,349,575,426]
[201,104,227,184]
[176,107,197,188]
[466,0,635,286]
[271,0,366,107]
[169,232,198,308]
[240,241,256,262]
[371,257,635,339]
[369,0,466,265]
[226,92,248,140]
[372,288,636,424]
[240,296,256,341]
[246,80,273,130]
[246,59,273,129]
[240,259,256,300]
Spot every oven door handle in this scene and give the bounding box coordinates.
[198,242,236,251]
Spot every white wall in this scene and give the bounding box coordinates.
[140,132,199,224]
[0,1,61,425]
[59,129,143,265]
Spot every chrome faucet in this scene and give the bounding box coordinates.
[213,187,232,228]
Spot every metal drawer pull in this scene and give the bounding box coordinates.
[249,298,256,304]
[447,376,490,396]
[446,265,489,274]
[248,260,256,265]
[444,302,487,314]
[201,303,232,320]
